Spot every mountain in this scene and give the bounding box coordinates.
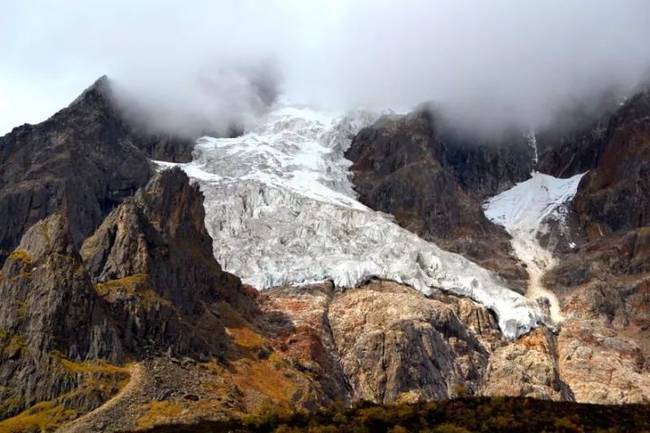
[0,76,193,265]
[0,77,648,432]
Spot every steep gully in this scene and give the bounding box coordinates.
[483,170,585,324]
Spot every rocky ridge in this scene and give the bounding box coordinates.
[0,76,193,265]
[345,110,532,289]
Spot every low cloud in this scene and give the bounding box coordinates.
[2,0,650,136]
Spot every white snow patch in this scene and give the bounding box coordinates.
[153,102,548,339]
[483,171,586,323]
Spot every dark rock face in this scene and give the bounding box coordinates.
[0,76,194,265]
[345,110,530,288]
[440,128,534,200]
[129,132,195,163]
[0,213,123,418]
[573,90,650,235]
[81,167,243,357]
[535,119,609,178]
[535,95,619,179]
[0,169,245,419]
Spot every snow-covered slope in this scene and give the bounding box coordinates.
[483,171,586,323]
[154,103,547,339]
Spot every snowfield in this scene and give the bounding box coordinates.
[154,103,548,339]
[483,171,586,323]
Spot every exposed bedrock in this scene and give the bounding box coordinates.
[0,168,249,419]
[0,76,193,265]
[345,110,532,289]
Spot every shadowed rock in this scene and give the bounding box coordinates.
[0,76,194,265]
[345,110,531,289]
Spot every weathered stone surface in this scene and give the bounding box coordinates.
[345,110,530,289]
[0,76,195,265]
[0,213,122,418]
[573,90,650,236]
[80,167,243,357]
[481,329,572,401]
[536,92,620,178]
[543,228,650,404]
[557,320,650,404]
[328,280,494,403]
[0,169,248,421]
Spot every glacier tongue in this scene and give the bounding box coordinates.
[483,171,586,323]
[154,103,546,339]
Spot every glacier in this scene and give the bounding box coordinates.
[483,171,586,323]
[154,103,548,339]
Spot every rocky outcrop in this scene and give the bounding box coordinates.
[0,213,123,418]
[536,88,650,405]
[542,229,650,404]
[573,89,650,236]
[481,328,572,401]
[345,110,530,288]
[0,76,194,265]
[535,92,620,178]
[557,320,650,404]
[0,169,248,421]
[327,281,495,403]
[440,127,534,200]
[80,167,243,358]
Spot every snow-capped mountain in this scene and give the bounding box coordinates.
[2,77,650,432]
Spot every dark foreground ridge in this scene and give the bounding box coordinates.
[123,397,650,433]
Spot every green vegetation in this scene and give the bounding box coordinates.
[137,401,185,429]
[95,273,169,308]
[126,398,650,433]
[0,356,130,432]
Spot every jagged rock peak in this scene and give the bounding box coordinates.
[81,167,241,314]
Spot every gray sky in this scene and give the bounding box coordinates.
[2,0,650,135]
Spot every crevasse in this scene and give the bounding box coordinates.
[154,102,547,339]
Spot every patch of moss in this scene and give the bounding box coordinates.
[15,301,29,319]
[60,358,130,376]
[7,249,32,264]
[95,273,149,295]
[0,355,132,429]
[231,356,297,404]
[3,335,27,357]
[217,302,266,349]
[95,274,169,308]
[0,400,77,433]
[137,401,184,429]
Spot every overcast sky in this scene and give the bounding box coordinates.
[2,0,650,135]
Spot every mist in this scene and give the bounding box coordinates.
[2,0,650,136]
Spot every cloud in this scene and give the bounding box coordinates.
[1,0,650,135]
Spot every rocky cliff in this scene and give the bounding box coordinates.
[573,89,650,235]
[345,110,531,288]
[0,168,248,426]
[0,76,193,265]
